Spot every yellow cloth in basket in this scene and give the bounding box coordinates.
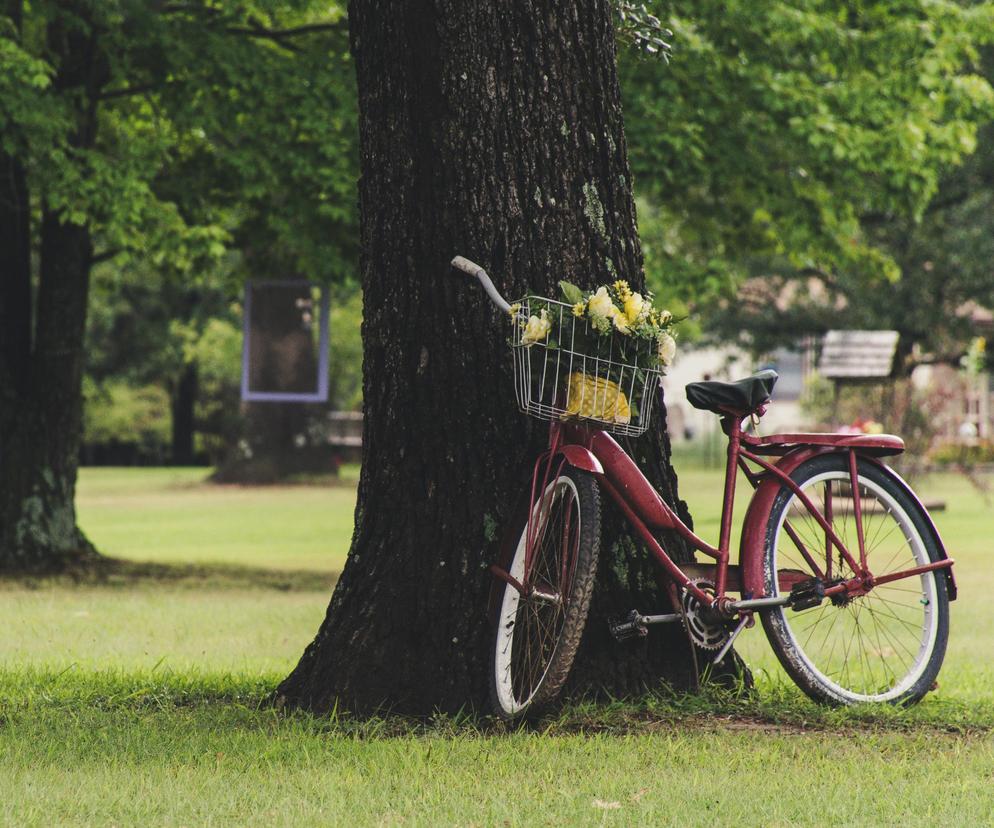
[562,372,631,424]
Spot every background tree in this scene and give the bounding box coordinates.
[83,254,239,465]
[622,1,994,320]
[705,57,994,367]
[0,0,356,569]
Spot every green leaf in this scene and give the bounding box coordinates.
[559,281,585,305]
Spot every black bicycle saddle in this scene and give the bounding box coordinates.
[685,369,779,416]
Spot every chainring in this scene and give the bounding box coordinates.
[680,579,729,651]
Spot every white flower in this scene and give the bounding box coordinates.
[658,309,672,325]
[656,332,676,366]
[521,309,552,345]
[586,286,615,320]
[586,286,633,335]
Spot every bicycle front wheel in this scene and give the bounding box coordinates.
[761,453,949,706]
[489,468,600,719]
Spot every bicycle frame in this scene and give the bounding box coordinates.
[495,413,956,616]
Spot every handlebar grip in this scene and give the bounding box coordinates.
[449,254,512,314]
[451,255,484,277]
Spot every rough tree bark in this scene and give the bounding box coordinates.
[169,362,199,466]
[0,3,104,570]
[276,1,735,715]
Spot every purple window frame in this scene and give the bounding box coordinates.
[240,280,331,403]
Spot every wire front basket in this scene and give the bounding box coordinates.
[510,295,661,437]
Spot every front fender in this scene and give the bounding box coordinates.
[558,444,604,475]
[488,446,604,625]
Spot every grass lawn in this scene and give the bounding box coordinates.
[1,463,992,825]
[74,466,358,572]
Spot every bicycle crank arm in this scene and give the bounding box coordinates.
[712,614,750,665]
[608,610,680,643]
[640,613,681,625]
[727,596,790,611]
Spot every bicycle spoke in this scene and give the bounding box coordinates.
[864,608,918,676]
[864,600,919,665]
[766,463,945,704]
[497,475,590,713]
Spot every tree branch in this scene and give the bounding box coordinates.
[227,22,340,39]
[225,20,341,52]
[99,82,160,101]
[90,248,122,266]
[923,188,970,217]
[795,266,833,282]
[158,3,223,16]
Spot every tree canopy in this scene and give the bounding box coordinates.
[623,1,994,317]
[1,0,357,284]
[0,0,359,567]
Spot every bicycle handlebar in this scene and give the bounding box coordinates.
[450,255,512,314]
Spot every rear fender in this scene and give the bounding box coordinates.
[739,448,821,599]
[862,458,957,601]
[739,448,957,600]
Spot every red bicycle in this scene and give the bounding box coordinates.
[451,256,955,720]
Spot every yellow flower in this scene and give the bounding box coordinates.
[623,292,647,324]
[610,307,631,334]
[507,302,521,319]
[586,286,615,320]
[521,309,552,345]
[572,301,586,318]
[612,279,632,299]
[656,332,676,366]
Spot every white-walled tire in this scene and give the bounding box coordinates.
[489,469,600,720]
[761,454,949,706]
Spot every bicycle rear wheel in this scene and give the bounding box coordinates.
[761,454,949,705]
[489,468,600,719]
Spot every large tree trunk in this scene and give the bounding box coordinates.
[0,4,31,397]
[170,362,199,466]
[277,0,719,715]
[0,214,97,570]
[0,4,103,571]
[0,152,31,393]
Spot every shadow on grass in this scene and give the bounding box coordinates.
[0,557,339,593]
[6,667,990,739]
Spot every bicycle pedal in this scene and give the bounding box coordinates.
[608,610,649,642]
[788,577,825,612]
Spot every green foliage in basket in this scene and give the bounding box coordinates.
[509,279,679,372]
